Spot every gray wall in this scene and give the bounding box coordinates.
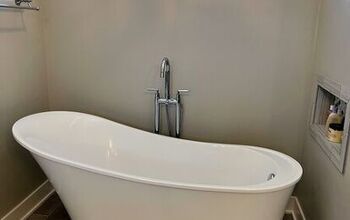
[3,0,350,219]
[42,0,320,159]
[0,0,48,217]
[297,0,350,219]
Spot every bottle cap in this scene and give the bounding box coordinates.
[330,105,337,113]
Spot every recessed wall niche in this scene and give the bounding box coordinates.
[310,76,350,173]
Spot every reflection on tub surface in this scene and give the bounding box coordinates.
[13,111,302,220]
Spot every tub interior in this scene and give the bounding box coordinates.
[14,112,301,191]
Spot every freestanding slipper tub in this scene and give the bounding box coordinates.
[12,111,302,220]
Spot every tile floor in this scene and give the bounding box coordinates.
[27,193,294,220]
[27,193,70,220]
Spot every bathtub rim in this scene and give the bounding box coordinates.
[12,111,303,194]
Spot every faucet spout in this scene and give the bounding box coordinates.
[160,57,171,99]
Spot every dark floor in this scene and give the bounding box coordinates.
[27,193,70,220]
[283,213,294,220]
[27,193,294,220]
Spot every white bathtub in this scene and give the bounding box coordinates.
[12,112,302,220]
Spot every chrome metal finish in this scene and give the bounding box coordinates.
[175,90,190,137]
[160,57,171,99]
[146,88,160,134]
[15,0,29,6]
[267,173,276,181]
[177,89,190,95]
[146,58,190,138]
[0,0,39,11]
[146,88,159,93]
[176,95,181,138]
[154,91,160,134]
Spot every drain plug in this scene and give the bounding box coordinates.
[267,173,276,181]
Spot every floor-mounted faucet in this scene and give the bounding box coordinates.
[147,57,189,138]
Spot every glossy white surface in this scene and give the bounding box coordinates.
[13,112,302,220]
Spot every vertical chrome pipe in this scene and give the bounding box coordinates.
[155,91,160,134]
[175,96,181,138]
[175,90,189,138]
[147,88,161,134]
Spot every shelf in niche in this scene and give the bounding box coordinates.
[310,76,350,174]
[311,124,341,156]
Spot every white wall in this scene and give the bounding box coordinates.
[42,0,320,159]
[297,0,350,219]
[0,0,48,217]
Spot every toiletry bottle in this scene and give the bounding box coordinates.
[337,108,344,122]
[326,105,342,130]
[328,123,343,143]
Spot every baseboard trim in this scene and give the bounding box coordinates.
[1,180,55,220]
[286,196,306,220]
